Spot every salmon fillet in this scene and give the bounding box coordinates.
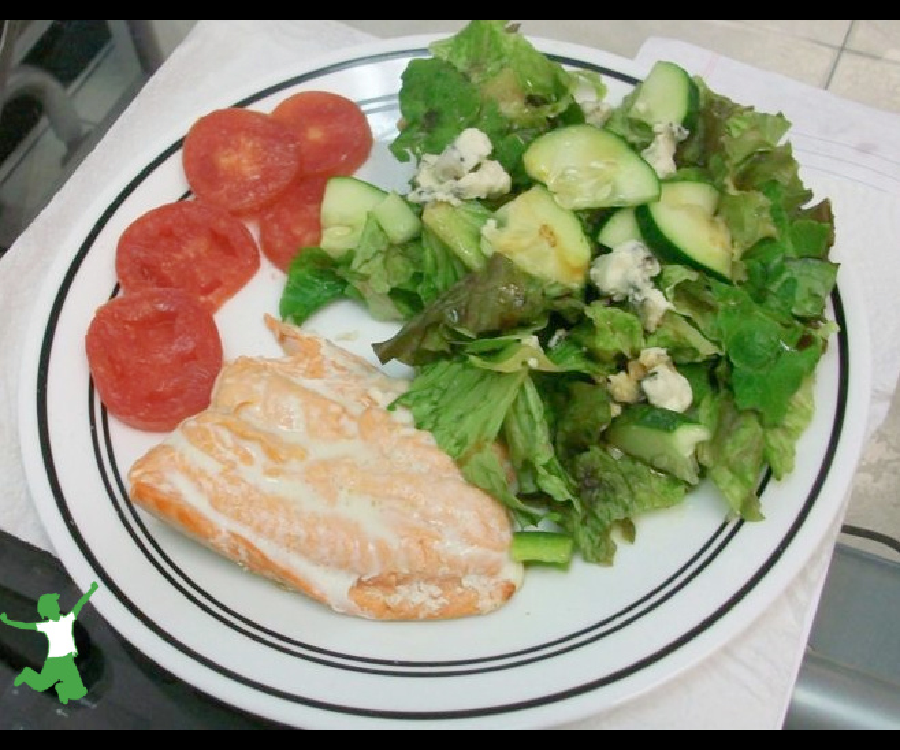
[127,315,524,620]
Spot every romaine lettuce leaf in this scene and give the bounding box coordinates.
[565,446,688,565]
[576,302,645,362]
[646,311,721,363]
[388,356,540,525]
[342,213,409,321]
[698,394,766,520]
[279,219,468,326]
[547,379,617,461]
[279,248,351,326]
[503,376,580,506]
[764,374,816,480]
[465,334,566,374]
[544,334,614,381]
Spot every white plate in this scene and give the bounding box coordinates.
[18,35,871,729]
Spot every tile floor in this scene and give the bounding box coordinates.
[2,20,899,565]
[342,19,900,114]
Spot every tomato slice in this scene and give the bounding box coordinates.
[115,200,260,313]
[257,175,329,273]
[182,107,302,214]
[270,91,373,178]
[85,288,224,433]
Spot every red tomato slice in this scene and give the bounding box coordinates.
[85,288,224,433]
[115,200,260,313]
[257,175,329,272]
[270,91,373,178]
[182,107,302,214]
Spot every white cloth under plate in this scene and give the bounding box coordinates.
[2,21,898,730]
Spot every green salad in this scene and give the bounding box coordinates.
[279,20,839,568]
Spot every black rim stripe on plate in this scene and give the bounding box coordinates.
[34,48,851,721]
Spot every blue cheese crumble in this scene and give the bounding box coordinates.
[589,240,672,332]
[607,347,693,413]
[407,128,512,206]
[641,122,689,179]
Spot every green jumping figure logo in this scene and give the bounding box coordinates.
[1,581,98,705]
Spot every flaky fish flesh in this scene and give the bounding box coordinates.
[128,315,524,620]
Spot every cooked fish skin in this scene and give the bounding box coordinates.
[127,315,524,621]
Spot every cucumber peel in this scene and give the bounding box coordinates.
[371,191,421,245]
[636,181,734,282]
[606,404,711,485]
[320,176,389,257]
[629,60,700,132]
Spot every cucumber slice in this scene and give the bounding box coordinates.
[606,403,710,485]
[658,179,719,214]
[635,181,733,282]
[629,61,699,131]
[597,207,642,250]
[320,176,388,256]
[371,191,421,245]
[522,124,660,211]
[481,185,592,288]
[510,531,574,567]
